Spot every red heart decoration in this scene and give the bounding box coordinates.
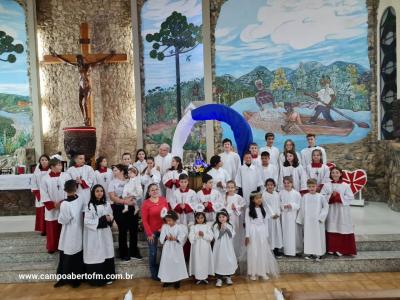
[326,162,336,171]
[342,169,367,194]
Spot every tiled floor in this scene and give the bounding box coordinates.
[1,201,399,234]
[1,273,400,300]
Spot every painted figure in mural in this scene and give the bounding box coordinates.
[305,76,336,124]
[254,79,277,111]
[281,102,303,134]
[49,48,115,126]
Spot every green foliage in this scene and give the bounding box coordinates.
[0,93,31,112]
[0,116,16,143]
[0,30,24,63]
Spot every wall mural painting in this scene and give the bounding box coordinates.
[0,0,32,161]
[215,0,371,151]
[141,0,206,157]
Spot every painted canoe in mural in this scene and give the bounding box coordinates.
[243,111,354,136]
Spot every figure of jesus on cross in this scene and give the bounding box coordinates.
[43,23,127,127]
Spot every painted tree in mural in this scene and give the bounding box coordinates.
[0,31,24,63]
[270,68,292,101]
[146,11,202,120]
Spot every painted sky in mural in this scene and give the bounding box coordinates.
[142,0,205,153]
[0,0,32,156]
[215,0,371,151]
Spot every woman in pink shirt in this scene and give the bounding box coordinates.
[141,183,169,281]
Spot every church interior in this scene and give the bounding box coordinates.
[1,0,400,299]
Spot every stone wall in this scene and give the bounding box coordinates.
[0,191,34,216]
[37,0,136,164]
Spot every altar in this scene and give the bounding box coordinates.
[0,175,35,216]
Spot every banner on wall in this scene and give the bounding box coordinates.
[215,0,371,151]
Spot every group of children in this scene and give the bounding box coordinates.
[30,132,357,288]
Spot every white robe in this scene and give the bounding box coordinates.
[171,189,197,225]
[141,168,161,195]
[196,189,223,222]
[279,151,302,166]
[94,168,113,201]
[223,193,246,256]
[155,153,173,176]
[40,172,72,221]
[219,151,241,181]
[122,177,143,199]
[134,160,147,174]
[212,223,237,275]
[158,224,188,282]
[58,195,84,255]
[67,165,95,205]
[235,164,263,206]
[279,189,301,256]
[207,167,230,197]
[188,223,214,280]
[262,191,283,249]
[321,182,355,234]
[300,146,327,167]
[296,193,329,256]
[278,165,307,192]
[260,145,280,166]
[245,208,279,277]
[251,156,262,168]
[83,202,114,264]
[162,169,188,205]
[31,166,49,208]
[305,164,331,186]
[259,164,279,190]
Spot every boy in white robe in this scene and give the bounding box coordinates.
[40,158,72,253]
[207,155,230,197]
[189,210,214,284]
[171,173,197,225]
[249,143,261,167]
[262,179,283,257]
[259,132,280,166]
[141,157,161,196]
[54,180,84,288]
[279,176,302,256]
[235,151,263,206]
[67,153,95,206]
[196,174,223,222]
[297,179,329,260]
[259,151,279,191]
[219,138,241,181]
[300,134,327,167]
[121,152,133,168]
[158,210,188,288]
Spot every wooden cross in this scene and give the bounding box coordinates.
[41,23,127,127]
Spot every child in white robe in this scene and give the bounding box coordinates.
[279,150,307,192]
[196,174,223,222]
[279,176,302,256]
[207,155,230,197]
[54,180,84,288]
[279,139,302,166]
[32,154,50,235]
[188,210,214,284]
[94,156,113,202]
[262,179,283,257]
[134,149,147,174]
[297,179,329,260]
[245,192,279,280]
[300,134,327,167]
[122,166,143,214]
[213,209,237,287]
[235,151,263,206]
[40,158,72,253]
[67,152,95,206]
[171,173,197,225]
[158,210,188,288]
[162,156,187,205]
[305,149,330,192]
[141,157,161,195]
[259,132,280,166]
[219,138,241,181]
[259,151,279,191]
[83,184,115,286]
[321,167,356,256]
[224,181,246,256]
[249,143,261,167]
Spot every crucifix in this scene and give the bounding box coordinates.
[42,23,128,127]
